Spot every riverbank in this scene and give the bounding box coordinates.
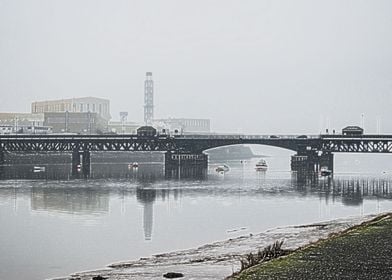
[230,212,392,280]
[55,213,387,280]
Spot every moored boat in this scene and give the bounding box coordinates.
[128,162,139,170]
[255,159,268,171]
[320,166,332,176]
[215,164,230,173]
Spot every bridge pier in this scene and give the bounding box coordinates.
[291,152,334,174]
[0,150,4,180]
[164,152,208,179]
[72,150,90,179]
[320,152,334,171]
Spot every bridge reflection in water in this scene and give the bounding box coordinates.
[1,175,391,241]
[31,187,110,215]
[292,175,392,206]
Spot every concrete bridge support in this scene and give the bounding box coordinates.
[0,150,4,180]
[291,152,334,174]
[72,150,91,178]
[164,152,208,179]
[320,153,334,171]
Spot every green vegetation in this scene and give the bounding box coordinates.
[237,240,288,273]
[229,213,392,280]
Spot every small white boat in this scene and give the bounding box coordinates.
[255,159,268,171]
[320,166,332,176]
[215,164,230,173]
[128,162,139,170]
[33,166,46,173]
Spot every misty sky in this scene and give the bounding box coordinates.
[0,0,391,133]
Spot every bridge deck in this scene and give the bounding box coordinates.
[0,134,392,153]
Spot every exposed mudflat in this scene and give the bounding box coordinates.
[54,213,386,280]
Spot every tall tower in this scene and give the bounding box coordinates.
[144,72,154,125]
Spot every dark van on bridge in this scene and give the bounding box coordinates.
[137,126,157,137]
[342,126,364,136]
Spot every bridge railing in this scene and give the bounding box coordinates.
[0,133,322,141]
[181,134,321,139]
[321,134,392,139]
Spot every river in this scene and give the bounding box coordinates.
[1,149,392,280]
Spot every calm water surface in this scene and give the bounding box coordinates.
[1,152,392,280]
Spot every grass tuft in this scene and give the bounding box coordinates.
[237,240,287,274]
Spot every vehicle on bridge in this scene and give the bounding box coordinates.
[0,125,13,135]
[137,126,157,137]
[26,126,52,134]
[342,126,364,137]
[136,126,183,138]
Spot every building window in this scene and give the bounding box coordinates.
[80,104,83,112]
[92,104,96,112]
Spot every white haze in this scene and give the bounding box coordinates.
[0,0,391,134]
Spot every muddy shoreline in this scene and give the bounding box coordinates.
[53,213,387,280]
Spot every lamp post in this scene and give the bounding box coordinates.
[376,115,381,134]
[14,117,18,134]
[87,111,92,134]
[120,112,128,134]
[65,110,69,132]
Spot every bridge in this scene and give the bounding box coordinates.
[1,133,392,178]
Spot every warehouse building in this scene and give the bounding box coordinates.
[31,97,111,121]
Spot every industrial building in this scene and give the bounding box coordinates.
[0,113,51,134]
[0,110,108,134]
[31,97,111,121]
[0,74,212,135]
[43,112,108,134]
[0,112,45,126]
[29,97,111,133]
